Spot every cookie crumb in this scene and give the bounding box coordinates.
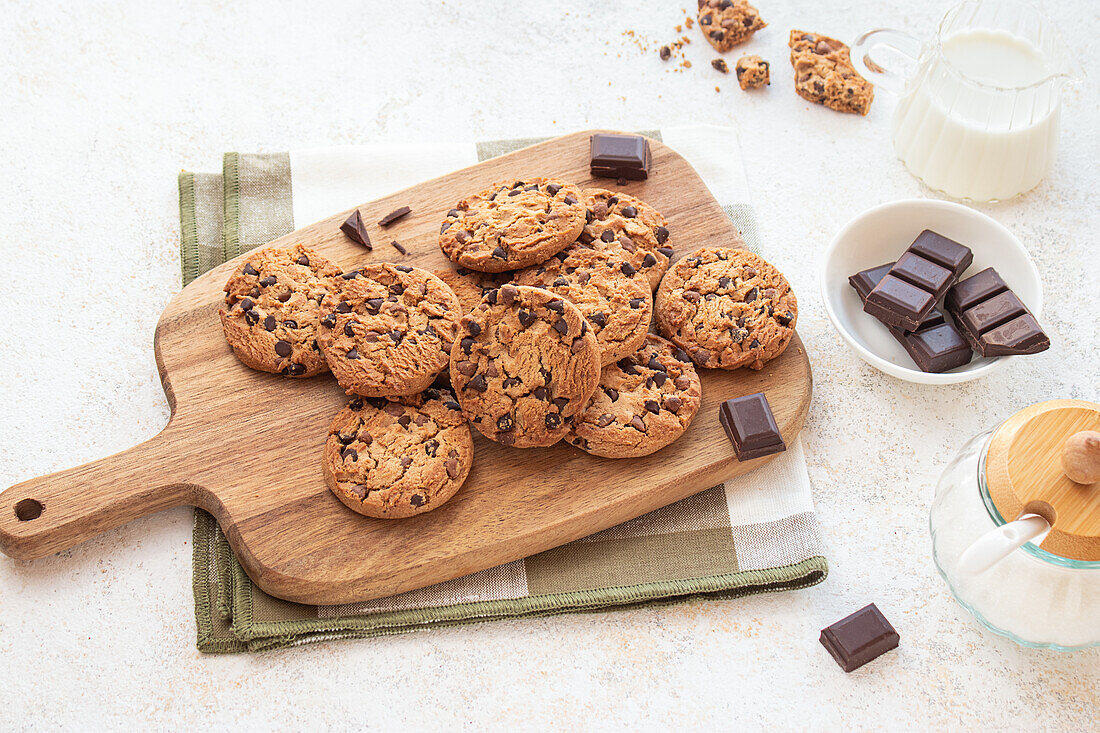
[659,45,671,61]
[683,59,692,69]
[711,58,729,73]
[715,85,721,92]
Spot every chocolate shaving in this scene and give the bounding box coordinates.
[390,240,407,255]
[378,206,412,227]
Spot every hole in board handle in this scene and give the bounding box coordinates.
[15,498,43,521]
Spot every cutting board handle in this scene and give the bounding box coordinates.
[0,427,194,560]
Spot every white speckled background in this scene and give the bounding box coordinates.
[1,0,1097,729]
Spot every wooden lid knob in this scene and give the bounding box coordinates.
[985,400,1100,562]
[1062,430,1100,484]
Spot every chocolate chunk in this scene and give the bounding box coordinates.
[589,133,651,180]
[532,386,548,401]
[239,297,254,311]
[467,321,482,336]
[445,459,460,479]
[552,397,569,410]
[460,336,474,354]
[663,396,682,413]
[600,229,616,243]
[346,348,359,359]
[605,388,619,402]
[629,415,646,432]
[945,268,1048,357]
[719,392,785,461]
[908,230,973,276]
[468,374,488,392]
[547,183,562,196]
[820,604,900,673]
[378,206,411,227]
[341,447,358,461]
[552,318,569,336]
[743,287,758,302]
[644,399,660,414]
[621,205,637,218]
[274,340,292,357]
[390,240,408,255]
[492,246,508,260]
[296,254,310,266]
[546,299,565,313]
[863,275,937,332]
[263,315,277,331]
[284,363,307,376]
[242,263,259,276]
[497,414,514,432]
[889,322,972,373]
[711,58,729,73]
[283,319,298,329]
[544,413,561,429]
[340,209,371,249]
[847,262,895,301]
[589,312,607,328]
[518,309,536,327]
[244,310,259,325]
[596,413,615,427]
[621,262,636,277]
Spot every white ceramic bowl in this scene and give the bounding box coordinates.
[821,199,1043,384]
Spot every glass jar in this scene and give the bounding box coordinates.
[930,427,1100,650]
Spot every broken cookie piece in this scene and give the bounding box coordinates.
[697,0,765,53]
[789,30,873,115]
[735,55,769,89]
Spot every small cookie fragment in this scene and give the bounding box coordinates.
[318,263,462,397]
[735,55,770,90]
[711,58,729,74]
[515,247,652,366]
[655,246,798,371]
[450,284,601,448]
[576,189,671,291]
[439,178,586,273]
[567,335,702,458]
[697,0,766,53]
[789,30,873,115]
[323,389,473,519]
[219,244,342,377]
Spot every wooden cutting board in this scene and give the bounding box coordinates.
[0,131,812,604]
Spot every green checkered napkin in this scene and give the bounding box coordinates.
[179,127,827,653]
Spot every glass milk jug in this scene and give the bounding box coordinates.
[930,400,1100,650]
[852,1,1080,202]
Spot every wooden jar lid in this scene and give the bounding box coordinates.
[986,399,1100,562]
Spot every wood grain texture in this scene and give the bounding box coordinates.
[0,131,813,603]
[986,399,1100,561]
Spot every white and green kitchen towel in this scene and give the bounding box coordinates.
[179,125,827,653]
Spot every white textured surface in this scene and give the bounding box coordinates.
[1,0,1098,729]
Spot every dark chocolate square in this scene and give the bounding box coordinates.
[890,252,954,296]
[719,393,785,461]
[945,267,1008,313]
[892,322,973,373]
[590,134,650,179]
[908,230,973,276]
[820,603,899,673]
[958,290,1028,336]
[864,275,936,331]
[980,313,1050,356]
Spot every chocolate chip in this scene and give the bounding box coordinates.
[349,398,364,410]
[445,459,460,479]
[647,355,665,372]
[629,297,644,309]
[239,297,254,311]
[593,413,613,428]
[547,183,562,196]
[617,357,639,375]
[460,337,474,354]
[259,315,275,332]
[444,399,462,411]
[630,415,646,432]
[468,374,488,392]
[642,253,657,268]
[694,348,712,363]
[653,226,669,245]
[242,263,259,276]
[590,312,607,327]
[341,447,357,461]
[777,312,793,326]
[390,330,404,344]
[244,309,259,325]
[652,372,668,387]
[545,413,561,429]
[664,396,683,413]
[683,291,702,304]
[491,246,508,260]
[606,388,619,402]
[749,338,760,349]
[564,195,577,205]
[274,340,292,357]
[284,320,298,329]
[378,206,412,227]
[398,414,411,428]
[497,414,514,432]
[455,360,477,377]
[552,397,569,409]
[618,236,636,252]
[284,363,307,376]
[512,309,534,328]
[553,276,568,287]
[700,14,712,25]
[621,263,636,277]
[659,45,671,61]
[547,299,565,313]
[600,230,616,243]
[293,254,309,267]
[552,318,569,336]
[744,287,758,302]
[347,348,359,359]
[621,206,637,218]
[335,301,350,314]
[339,323,354,338]
[644,400,660,414]
[248,286,261,299]
[410,494,424,507]
[502,376,522,388]
[440,222,451,234]
[259,276,277,287]
[467,321,482,336]
[533,386,548,400]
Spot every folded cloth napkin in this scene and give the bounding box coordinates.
[178,125,827,653]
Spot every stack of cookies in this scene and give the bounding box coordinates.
[218,173,798,521]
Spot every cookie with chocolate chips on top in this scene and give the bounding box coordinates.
[450,284,601,448]
[438,178,587,272]
[698,0,766,53]
[567,335,702,458]
[434,266,513,314]
[575,189,671,291]
[324,388,473,519]
[318,263,462,397]
[219,243,342,377]
[515,247,652,366]
[656,247,797,370]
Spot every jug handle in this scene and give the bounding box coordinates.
[956,515,1050,576]
[850,28,923,96]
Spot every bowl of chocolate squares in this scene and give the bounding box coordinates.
[822,199,1047,384]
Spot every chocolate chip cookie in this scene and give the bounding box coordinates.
[438,178,587,273]
[450,284,601,448]
[575,189,671,291]
[789,30,873,115]
[318,263,462,397]
[434,266,512,314]
[566,335,702,458]
[656,247,797,370]
[323,388,473,519]
[698,0,766,53]
[219,244,342,377]
[514,247,652,366]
